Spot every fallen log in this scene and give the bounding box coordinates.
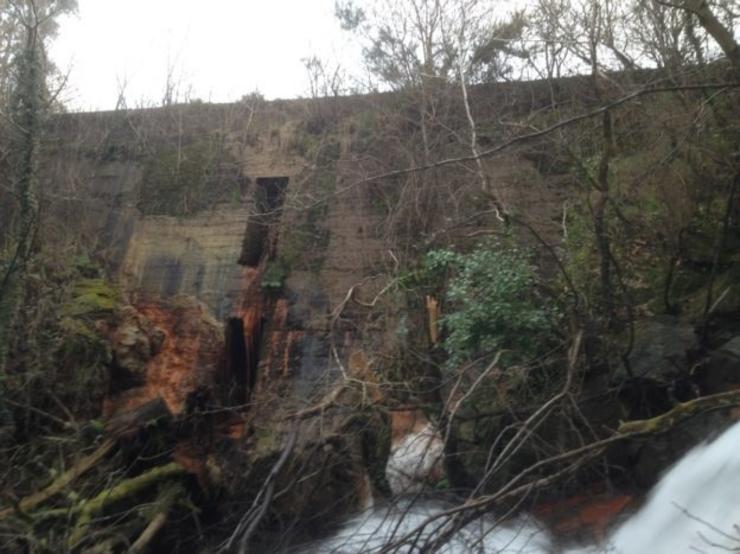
[0,397,173,520]
[128,511,169,553]
[69,462,186,547]
[105,397,173,438]
[0,438,116,520]
[127,483,183,553]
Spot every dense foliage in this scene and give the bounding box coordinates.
[426,242,560,367]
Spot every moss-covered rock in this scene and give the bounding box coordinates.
[61,278,121,318]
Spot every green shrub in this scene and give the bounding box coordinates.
[261,260,288,291]
[426,241,559,368]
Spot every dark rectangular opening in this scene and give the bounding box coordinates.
[239,176,289,267]
[256,176,289,213]
[239,222,269,266]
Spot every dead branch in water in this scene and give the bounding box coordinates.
[618,389,740,435]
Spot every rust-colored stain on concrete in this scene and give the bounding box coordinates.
[105,298,222,417]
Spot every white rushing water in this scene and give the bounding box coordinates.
[305,420,740,553]
[602,418,740,553]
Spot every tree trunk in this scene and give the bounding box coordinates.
[684,0,740,72]
[0,20,44,370]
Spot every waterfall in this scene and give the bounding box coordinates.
[602,418,740,553]
[302,420,740,553]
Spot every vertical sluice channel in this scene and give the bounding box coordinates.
[224,317,248,404]
[230,176,287,405]
[224,314,264,405]
[239,176,288,267]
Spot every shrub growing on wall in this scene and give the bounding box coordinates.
[426,241,560,368]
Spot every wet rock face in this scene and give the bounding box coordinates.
[386,411,444,494]
[627,316,699,381]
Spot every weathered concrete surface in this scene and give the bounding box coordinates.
[121,207,251,318]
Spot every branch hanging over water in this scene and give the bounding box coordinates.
[618,389,740,435]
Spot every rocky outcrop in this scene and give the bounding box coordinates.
[103,297,224,416]
[627,316,699,381]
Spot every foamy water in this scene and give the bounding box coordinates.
[305,420,740,553]
[301,499,550,553]
[604,418,740,553]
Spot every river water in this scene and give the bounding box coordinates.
[300,420,740,553]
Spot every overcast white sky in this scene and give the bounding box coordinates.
[51,0,360,111]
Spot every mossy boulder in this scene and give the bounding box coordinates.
[56,277,121,377]
[61,278,121,318]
